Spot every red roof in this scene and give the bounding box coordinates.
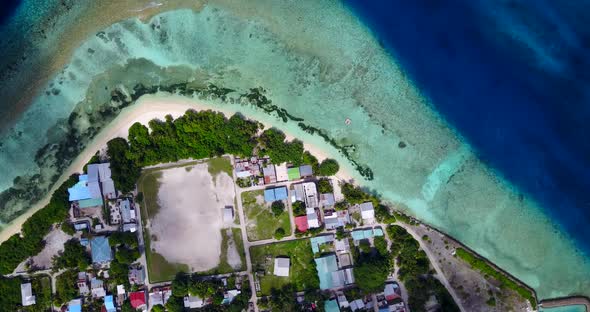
[295,216,309,232]
[129,291,146,308]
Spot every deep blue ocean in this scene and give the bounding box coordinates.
[346,0,590,255]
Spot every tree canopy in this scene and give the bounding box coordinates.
[53,239,91,270]
[318,159,339,176]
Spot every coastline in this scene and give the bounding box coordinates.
[0,94,355,244]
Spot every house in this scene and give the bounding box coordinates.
[274,257,290,277]
[21,283,36,306]
[150,287,172,306]
[320,193,336,208]
[294,216,309,232]
[120,199,135,223]
[351,228,384,241]
[88,163,116,199]
[222,289,241,304]
[90,278,106,298]
[325,299,340,312]
[315,255,354,290]
[324,209,351,230]
[73,222,88,231]
[310,235,335,253]
[104,295,116,312]
[360,202,375,222]
[77,272,89,296]
[350,299,365,312]
[234,159,261,178]
[384,283,401,302]
[90,236,113,264]
[262,165,277,184]
[307,208,321,228]
[123,223,137,232]
[223,206,234,223]
[68,174,103,208]
[68,299,83,312]
[263,187,288,202]
[129,291,147,310]
[288,167,301,180]
[293,182,319,209]
[337,293,349,308]
[184,296,205,309]
[334,239,350,253]
[275,163,289,182]
[128,266,145,285]
[299,165,313,177]
[116,284,126,305]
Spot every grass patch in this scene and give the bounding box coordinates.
[208,157,233,177]
[147,251,189,283]
[137,170,162,218]
[250,239,319,295]
[455,248,536,309]
[214,228,247,274]
[243,190,291,241]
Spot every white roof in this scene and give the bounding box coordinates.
[21,283,36,306]
[236,170,251,178]
[335,239,350,253]
[275,163,289,182]
[101,180,116,198]
[274,257,290,276]
[307,210,320,228]
[123,223,137,232]
[223,207,234,223]
[360,202,375,220]
[184,296,204,308]
[98,163,112,181]
[117,284,126,295]
[302,182,319,208]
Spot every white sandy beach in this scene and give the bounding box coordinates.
[0,94,354,244]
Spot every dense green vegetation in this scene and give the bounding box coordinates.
[340,183,379,207]
[0,175,77,274]
[53,239,91,270]
[317,179,333,194]
[0,276,52,312]
[455,248,537,309]
[292,201,306,217]
[107,138,141,193]
[387,225,459,312]
[0,276,22,309]
[109,231,139,249]
[317,159,339,176]
[271,201,285,217]
[55,270,78,305]
[259,128,305,165]
[353,253,390,293]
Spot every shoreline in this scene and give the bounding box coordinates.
[0,94,354,243]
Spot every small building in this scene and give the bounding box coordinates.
[337,293,349,308]
[275,163,289,182]
[150,287,172,306]
[68,299,83,312]
[104,295,116,312]
[294,182,319,209]
[351,228,384,241]
[223,206,234,223]
[128,266,145,285]
[320,193,336,208]
[120,199,134,223]
[21,283,35,306]
[263,165,277,184]
[325,299,340,312]
[73,222,88,231]
[129,291,147,310]
[264,187,288,202]
[294,216,309,232]
[384,283,401,301]
[287,167,301,181]
[117,284,126,296]
[315,254,353,290]
[90,278,106,299]
[222,289,241,305]
[350,299,365,312]
[360,202,375,222]
[334,239,350,253]
[299,165,313,177]
[123,223,137,233]
[90,236,113,264]
[274,257,290,277]
[310,235,335,254]
[184,295,205,309]
[306,208,320,228]
[77,272,89,296]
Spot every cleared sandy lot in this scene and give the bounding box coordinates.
[148,162,236,272]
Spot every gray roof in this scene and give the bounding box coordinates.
[360,202,374,212]
[21,283,36,306]
[299,165,313,176]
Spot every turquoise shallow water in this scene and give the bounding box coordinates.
[0,1,589,299]
[540,305,587,312]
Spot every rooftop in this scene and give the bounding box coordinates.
[129,291,146,309]
[90,236,113,263]
[264,187,288,202]
[274,257,290,277]
[295,215,309,232]
[21,283,36,306]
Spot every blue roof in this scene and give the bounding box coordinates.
[68,179,93,201]
[264,187,288,202]
[80,238,89,246]
[310,235,335,253]
[325,300,340,312]
[78,197,103,208]
[105,295,116,312]
[315,255,339,289]
[69,300,82,312]
[351,228,383,241]
[374,228,384,236]
[91,236,113,263]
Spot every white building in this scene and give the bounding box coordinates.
[360,202,375,222]
[184,296,205,309]
[306,208,320,228]
[274,257,290,277]
[21,283,36,306]
[275,163,289,182]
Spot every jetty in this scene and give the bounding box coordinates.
[540,296,590,311]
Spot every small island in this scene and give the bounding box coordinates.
[0,109,551,311]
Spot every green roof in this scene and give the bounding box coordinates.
[288,167,301,180]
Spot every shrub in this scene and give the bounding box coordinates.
[317,179,333,194]
[292,201,306,216]
[271,201,285,216]
[318,159,339,176]
[274,228,286,240]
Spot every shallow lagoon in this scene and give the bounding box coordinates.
[0,1,589,298]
